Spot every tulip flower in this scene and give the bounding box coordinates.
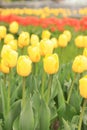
[4,33,14,44]
[30,34,39,46]
[83,36,87,48]
[0,26,7,39]
[41,30,51,39]
[75,35,84,48]
[8,39,17,51]
[28,45,41,62]
[0,59,10,74]
[63,30,71,42]
[58,34,68,47]
[43,53,59,74]
[79,75,87,98]
[18,31,30,48]
[78,75,87,130]
[83,48,87,57]
[51,37,58,48]
[72,55,87,73]
[1,45,18,68]
[40,39,54,56]
[17,55,32,77]
[9,21,19,34]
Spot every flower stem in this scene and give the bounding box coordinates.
[41,71,46,98]
[47,74,53,104]
[7,70,11,112]
[67,73,76,104]
[22,77,26,108]
[78,99,87,130]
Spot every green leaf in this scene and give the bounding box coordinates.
[57,79,66,115]
[5,100,21,130]
[13,117,20,130]
[62,118,71,130]
[70,88,82,113]
[19,98,34,130]
[39,100,50,130]
[0,79,8,119]
[32,91,41,129]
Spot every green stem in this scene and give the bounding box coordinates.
[7,71,11,112]
[67,73,76,104]
[47,74,53,104]
[78,99,87,130]
[41,71,46,98]
[22,77,26,108]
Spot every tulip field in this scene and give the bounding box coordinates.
[1,8,87,130]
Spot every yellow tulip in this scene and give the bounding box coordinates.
[28,45,41,62]
[4,33,14,44]
[72,55,87,73]
[83,36,87,48]
[75,35,84,48]
[58,34,68,47]
[63,30,71,42]
[40,39,54,56]
[0,26,7,39]
[9,21,19,34]
[51,37,58,48]
[17,55,32,77]
[41,30,51,39]
[1,45,18,68]
[0,59,9,74]
[30,34,39,46]
[79,75,87,98]
[43,53,59,74]
[8,39,17,51]
[83,48,87,57]
[18,31,30,48]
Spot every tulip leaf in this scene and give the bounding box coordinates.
[57,79,66,115]
[13,117,20,130]
[31,91,41,129]
[5,100,21,130]
[19,98,34,130]
[62,118,71,130]
[39,100,50,130]
[0,79,8,119]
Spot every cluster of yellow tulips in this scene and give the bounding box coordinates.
[1,20,87,130]
[0,21,87,97]
[0,7,87,17]
[0,21,60,76]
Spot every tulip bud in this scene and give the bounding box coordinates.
[0,59,9,74]
[18,32,30,48]
[63,30,71,42]
[83,48,87,57]
[30,34,39,46]
[1,45,18,68]
[75,35,84,48]
[8,39,17,51]
[51,37,58,48]
[28,45,40,62]
[43,53,59,74]
[17,55,32,77]
[83,36,87,48]
[58,34,68,47]
[72,55,87,73]
[41,30,51,39]
[9,21,19,34]
[79,75,87,98]
[4,33,14,44]
[0,26,7,39]
[40,39,54,56]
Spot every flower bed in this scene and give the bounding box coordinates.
[0,14,87,130]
